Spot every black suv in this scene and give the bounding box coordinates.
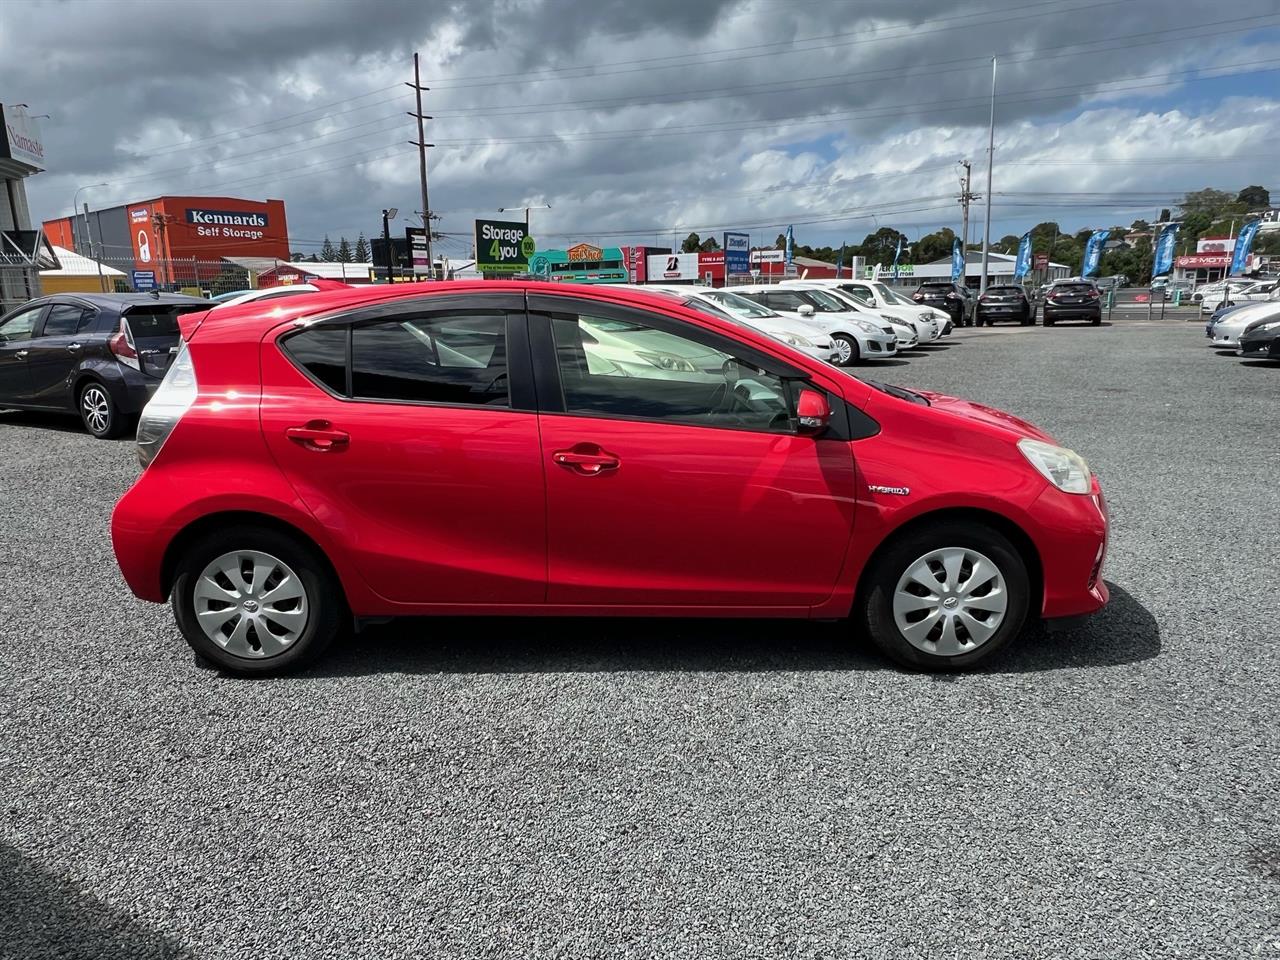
[0,293,207,438]
[912,282,973,326]
[975,285,1032,326]
[1041,282,1102,326]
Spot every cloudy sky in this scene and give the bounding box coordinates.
[3,0,1278,260]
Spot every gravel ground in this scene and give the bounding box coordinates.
[1,318,1277,959]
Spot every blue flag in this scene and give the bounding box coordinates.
[1153,223,1178,277]
[1229,219,1260,277]
[1081,229,1110,278]
[950,238,964,283]
[784,225,794,272]
[836,243,844,279]
[1014,231,1032,280]
[892,236,903,281]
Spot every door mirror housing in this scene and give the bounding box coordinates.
[795,387,830,436]
[797,305,815,317]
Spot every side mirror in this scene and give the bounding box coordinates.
[796,387,830,436]
[797,305,815,317]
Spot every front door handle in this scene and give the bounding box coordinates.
[13,349,28,359]
[553,445,620,475]
[286,420,350,452]
[66,342,82,352]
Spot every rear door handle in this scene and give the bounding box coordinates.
[13,350,28,359]
[553,446,620,475]
[286,420,350,452]
[66,342,82,352]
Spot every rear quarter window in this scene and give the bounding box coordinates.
[282,326,349,395]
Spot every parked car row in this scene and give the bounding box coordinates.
[1205,293,1280,361]
[1195,278,1277,315]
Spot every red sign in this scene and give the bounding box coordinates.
[1034,254,1049,269]
[1175,254,1230,268]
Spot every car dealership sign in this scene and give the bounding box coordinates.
[0,103,45,171]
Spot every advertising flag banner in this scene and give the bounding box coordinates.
[892,236,903,280]
[1014,232,1032,279]
[950,238,964,283]
[1229,219,1260,276]
[1152,223,1178,277]
[1081,229,1110,277]
[784,225,795,274]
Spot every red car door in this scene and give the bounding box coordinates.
[259,295,546,606]
[528,294,857,608]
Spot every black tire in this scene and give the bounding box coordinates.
[858,520,1030,671]
[171,525,346,675]
[78,380,128,439]
[1043,315,1055,327]
[832,334,859,367]
[1091,316,1102,326]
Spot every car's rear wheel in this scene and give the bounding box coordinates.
[79,381,126,439]
[859,521,1029,671]
[1043,315,1056,326]
[832,334,859,366]
[171,526,345,675]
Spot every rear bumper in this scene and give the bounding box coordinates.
[1044,306,1101,321]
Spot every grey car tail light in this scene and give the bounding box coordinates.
[136,340,198,469]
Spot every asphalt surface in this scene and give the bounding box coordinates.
[2,316,1277,959]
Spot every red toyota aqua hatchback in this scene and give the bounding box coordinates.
[111,281,1108,675]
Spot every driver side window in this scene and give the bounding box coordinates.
[0,306,43,342]
[844,287,875,306]
[549,312,794,432]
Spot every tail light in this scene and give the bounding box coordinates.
[1086,290,1100,300]
[136,340,198,469]
[912,293,923,300]
[109,320,140,370]
[946,292,960,300]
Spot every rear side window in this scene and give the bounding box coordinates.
[352,314,508,406]
[42,304,90,336]
[283,326,348,394]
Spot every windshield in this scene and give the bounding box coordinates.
[869,282,897,302]
[884,288,919,307]
[702,289,780,319]
[802,289,851,312]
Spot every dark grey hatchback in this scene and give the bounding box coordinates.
[0,292,208,438]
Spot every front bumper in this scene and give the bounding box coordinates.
[1208,334,1240,349]
[1239,336,1278,358]
[1029,479,1110,619]
[861,334,898,359]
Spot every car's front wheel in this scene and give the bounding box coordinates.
[171,526,346,675]
[79,381,127,439]
[831,334,859,366]
[859,521,1030,671]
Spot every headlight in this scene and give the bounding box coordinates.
[635,351,698,373]
[1018,438,1091,494]
[777,332,815,348]
[880,313,898,323]
[1253,319,1280,333]
[854,319,880,334]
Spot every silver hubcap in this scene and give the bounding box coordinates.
[193,550,308,659]
[892,547,1009,657]
[82,387,109,433]
[834,337,854,363]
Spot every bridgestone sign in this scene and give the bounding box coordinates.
[475,218,531,273]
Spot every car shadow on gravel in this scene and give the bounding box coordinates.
[299,581,1157,677]
[0,410,86,434]
[0,842,192,959]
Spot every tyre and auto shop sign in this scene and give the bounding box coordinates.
[475,219,535,273]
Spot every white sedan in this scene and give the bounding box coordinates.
[781,277,945,341]
[731,284,898,365]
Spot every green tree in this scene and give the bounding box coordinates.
[320,235,336,261]
[998,234,1020,254]
[681,232,701,253]
[915,227,956,263]
[698,236,720,252]
[1237,185,1270,209]
[858,226,908,267]
[354,233,370,263]
[1178,188,1234,216]
[337,237,353,262]
[774,233,787,249]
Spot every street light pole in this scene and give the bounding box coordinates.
[381,207,398,283]
[71,183,107,253]
[979,57,997,295]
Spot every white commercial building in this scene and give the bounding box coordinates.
[1,102,54,312]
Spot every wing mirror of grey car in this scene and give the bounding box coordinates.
[796,388,830,436]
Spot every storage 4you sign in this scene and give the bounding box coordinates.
[475,219,535,273]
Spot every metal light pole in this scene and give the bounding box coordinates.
[381,207,398,283]
[979,57,997,295]
[498,204,551,234]
[72,183,107,253]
